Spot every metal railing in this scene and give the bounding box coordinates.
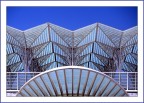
[103,72,138,92]
[6,72,40,91]
[6,72,138,93]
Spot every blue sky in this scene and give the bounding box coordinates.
[7,7,137,30]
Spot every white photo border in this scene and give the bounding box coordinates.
[1,1,143,102]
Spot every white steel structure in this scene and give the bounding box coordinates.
[6,22,137,97]
[16,66,128,97]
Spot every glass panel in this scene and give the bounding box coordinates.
[41,54,55,66]
[95,77,110,96]
[82,62,88,68]
[101,81,115,96]
[108,85,120,96]
[31,28,49,47]
[57,70,66,94]
[85,72,96,94]
[90,74,103,95]
[56,55,66,64]
[49,71,61,95]
[21,89,30,96]
[35,77,50,96]
[116,89,125,96]
[89,62,100,71]
[36,42,52,58]
[7,54,20,65]
[7,44,13,54]
[7,34,20,46]
[50,27,68,47]
[79,70,88,94]
[133,44,137,54]
[65,69,72,94]
[125,35,137,46]
[93,42,109,58]
[41,73,55,95]
[97,27,115,47]
[91,54,104,66]
[15,63,24,72]
[125,54,136,64]
[80,54,90,64]
[47,62,57,70]
[53,44,66,56]
[57,63,64,67]
[80,44,93,56]
[73,69,80,94]
[78,28,96,46]
[24,85,37,96]
[29,81,43,96]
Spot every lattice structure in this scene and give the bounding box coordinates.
[16,66,129,97]
[7,23,137,73]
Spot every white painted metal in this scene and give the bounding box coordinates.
[15,66,129,97]
[7,71,137,93]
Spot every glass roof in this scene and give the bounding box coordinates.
[7,22,137,72]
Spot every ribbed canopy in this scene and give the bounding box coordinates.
[16,66,128,97]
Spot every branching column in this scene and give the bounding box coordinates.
[21,48,33,72]
[113,48,125,72]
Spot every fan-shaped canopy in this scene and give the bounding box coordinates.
[16,66,128,97]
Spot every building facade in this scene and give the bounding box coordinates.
[6,23,137,96]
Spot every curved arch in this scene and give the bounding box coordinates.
[16,66,128,97]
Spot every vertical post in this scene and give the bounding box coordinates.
[24,47,27,72]
[25,72,26,83]
[119,47,122,72]
[17,72,18,90]
[119,72,120,84]
[127,72,128,91]
[72,32,74,66]
[135,73,136,90]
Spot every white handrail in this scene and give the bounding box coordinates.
[6,72,138,92]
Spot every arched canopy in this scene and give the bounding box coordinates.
[16,66,128,97]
